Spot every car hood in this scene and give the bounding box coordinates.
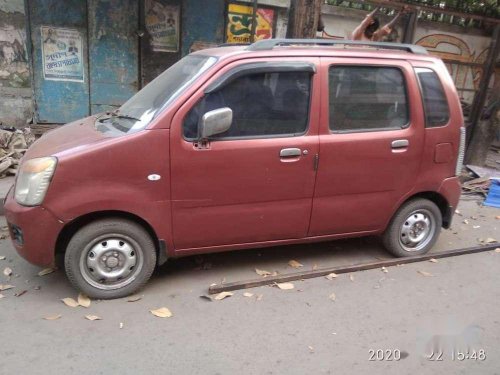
[24,116,110,159]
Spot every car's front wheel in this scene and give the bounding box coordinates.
[382,198,442,257]
[64,218,156,299]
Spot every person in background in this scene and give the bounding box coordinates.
[351,6,407,41]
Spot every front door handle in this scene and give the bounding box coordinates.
[391,139,409,149]
[280,148,302,158]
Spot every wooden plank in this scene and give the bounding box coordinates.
[287,0,323,38]
[466,25,500,164]
[208,243,500,294]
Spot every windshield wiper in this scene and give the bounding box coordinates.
[110,109,141,122]
[112,113,141,122]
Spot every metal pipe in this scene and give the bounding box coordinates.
[208,243,500,294]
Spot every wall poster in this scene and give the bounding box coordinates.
[145,0,180,52]
[41,26,84,82]
[226,3,274,44]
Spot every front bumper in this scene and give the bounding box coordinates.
[4,188,64,267]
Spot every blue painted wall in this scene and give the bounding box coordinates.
[88,0,139,114]
[26,0,228,124]
[181,0,225,56]
[29,0,90,123]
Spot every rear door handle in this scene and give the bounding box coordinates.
[391,139,409,149]
[280,148,302,158]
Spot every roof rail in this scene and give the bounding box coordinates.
[218,43,251,47]
[246,39,428,55]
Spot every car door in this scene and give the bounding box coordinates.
[170,57,320,250]
[308,57,425,236]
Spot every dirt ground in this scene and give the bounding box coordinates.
[0,199,499,375]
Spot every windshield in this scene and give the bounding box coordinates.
[95,55,217,134]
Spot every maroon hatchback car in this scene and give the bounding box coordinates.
[5,39,464,299]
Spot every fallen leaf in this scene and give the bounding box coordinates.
[213,291,233,300]
[3,267,12,277]
[329,292,336,301]
[325,273,338,280]
[349,275,355,282]
[494,248,500,253]
[429,258,438,263]
[0,284,14,291]
[0,256,5,260]
[38,268,55,277]
[463,219,469,224]
[418,270,433,277]
[119,322,124,329]
[276,282,294,290]
[243,292,254,297]
[127,295,142,302]
[199,295,212,302]
[150,307,173,318]
[85,315,102,321]
[381,267,388,273]
[288,260,303,268]
[61,297,79,307]
[78,293,91,308]
[43,314,62,321]
[455,209,461,215]
[495,216,500,220]
[485,238,497,244]
[308,346,314,352]
[255,268,272,277]
[14,290,27,297]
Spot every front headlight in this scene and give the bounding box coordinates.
[15,157,57,206]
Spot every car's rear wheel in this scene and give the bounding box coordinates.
[64,218,156,299]
[382,198,442,257]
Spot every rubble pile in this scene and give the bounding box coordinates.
[0,128,36,178]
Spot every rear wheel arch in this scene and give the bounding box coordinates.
[55,210,163,262]
[394,191,452,229]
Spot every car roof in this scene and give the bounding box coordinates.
[193,40,440,65]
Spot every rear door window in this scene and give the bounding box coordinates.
[183,71,312,139]
[416,68,450,127]
[328,66,409,132]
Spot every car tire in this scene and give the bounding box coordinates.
[64,218,156,299]
[382,198,442,258]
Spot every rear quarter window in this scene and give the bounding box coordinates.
[416,68,450,127]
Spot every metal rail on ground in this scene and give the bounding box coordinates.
[208,243,500,294]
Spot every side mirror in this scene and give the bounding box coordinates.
[199,107,233,139]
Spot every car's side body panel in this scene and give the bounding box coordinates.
[309,57,426,236]
[169,57,321,250]
[42,128,174,255]
[4,45,463,267]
